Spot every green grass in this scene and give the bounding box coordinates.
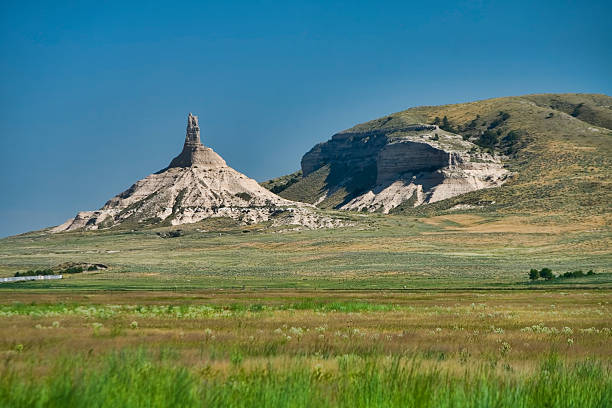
[0,211,609,290]
[1,349,609,408]
[1,289,610,407]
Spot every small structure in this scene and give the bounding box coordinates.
[0,275,63,284]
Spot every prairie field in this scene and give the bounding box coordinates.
[0,212,610,406]
[0,213,610,290]
[1,289,610,407]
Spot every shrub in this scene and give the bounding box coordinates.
[529,269,540,280]
[562,270,585,278]
[63,266,84,274]
[14,268,54,277]
[539,268,554,280]
[487,111,510,129]
[235,192,252,201]
[440,116,453,132]
[476,130,499,149]
[561,270,595,279]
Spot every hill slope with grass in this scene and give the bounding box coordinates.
[265,93,611,218]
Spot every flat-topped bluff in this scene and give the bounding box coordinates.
[266,93,612,216]
[53,114,344,232]
[301,123,508,213]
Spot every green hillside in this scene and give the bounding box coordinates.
[266,93,612,218]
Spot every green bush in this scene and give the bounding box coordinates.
[561,270,596,279]
[476,130,499,149]
[539,268,554,280]
[562,270,585,278]
[14,268,54,277]
[529,269,540,280]
[63,266,84,274]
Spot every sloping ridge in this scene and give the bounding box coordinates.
[267,93,612,216]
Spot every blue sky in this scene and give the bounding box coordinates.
[1,0,610,237]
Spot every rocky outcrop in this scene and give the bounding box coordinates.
[167,113,227,169]
[299,124,509,213]
[53,114,346,232]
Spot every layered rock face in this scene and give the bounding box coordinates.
[53,114,344,232]
[300,124,509,213]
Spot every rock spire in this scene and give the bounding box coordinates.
[185,112,201,146]
[168,113,227,169]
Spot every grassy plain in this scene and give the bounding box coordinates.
[0,212,610,290]
[0,207,610,406]
[1,290,610,407]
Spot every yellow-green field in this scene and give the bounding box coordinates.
[0,213,610,290]
[1,290,610,407]
[1,210,610,406]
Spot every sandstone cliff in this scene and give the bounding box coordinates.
[299,124,508,213]
[268,93,611,216]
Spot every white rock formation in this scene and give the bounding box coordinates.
[301,125,510,213]
[340,130,509,213]
[53,114,344,232]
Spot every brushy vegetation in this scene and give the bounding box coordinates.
[14,265,84,277]
[529,268,597,281]
[0,290,610,407]
[1,213,609,290]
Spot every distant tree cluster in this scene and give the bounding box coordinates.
[560,270,595,278]
[14,265,85,277]
[15,268,54,277]
[529,268,554,280]
[528,268,595,281]
[432,116,455,132]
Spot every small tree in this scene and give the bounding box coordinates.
[539,268,554,280]
[529,269,540,280]
[441,116,452,131]
[477,130,499,149]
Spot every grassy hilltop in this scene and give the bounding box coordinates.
[266,93,612,217]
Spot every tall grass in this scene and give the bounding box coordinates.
[1,350,609,408]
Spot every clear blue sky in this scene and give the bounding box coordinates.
[1,0,610,237]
